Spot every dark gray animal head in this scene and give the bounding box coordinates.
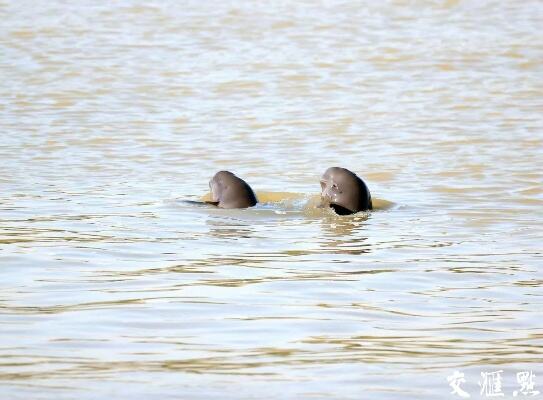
[320,167,372,215]
[208,171,258,209]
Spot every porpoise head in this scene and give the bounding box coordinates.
[208,171,258,209]
[320,167,372,215]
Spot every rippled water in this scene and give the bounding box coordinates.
[1,1,542,398]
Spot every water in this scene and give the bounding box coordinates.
[1,1,542,398]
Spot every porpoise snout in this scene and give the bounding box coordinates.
[319,167,372,215]
[320,179,339,204]
[207,171,257,209]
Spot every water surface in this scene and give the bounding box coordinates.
[1,1,542,399]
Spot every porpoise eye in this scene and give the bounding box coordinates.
[332,184,342,194]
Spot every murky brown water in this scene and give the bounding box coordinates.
[1,1,542,399]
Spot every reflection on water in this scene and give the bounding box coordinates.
[319,214,371,255]
[1,0,542,399]
[207,218,255,240]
